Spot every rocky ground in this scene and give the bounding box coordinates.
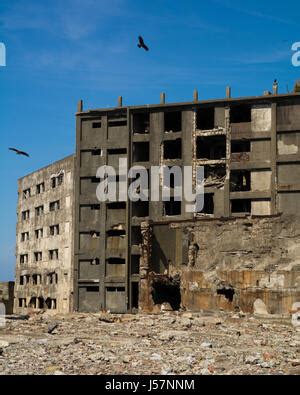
[0,310,299,375]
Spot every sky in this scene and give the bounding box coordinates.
[0,0,300,281]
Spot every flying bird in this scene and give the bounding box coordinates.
[137,36,149,51]
[9,147,30,157]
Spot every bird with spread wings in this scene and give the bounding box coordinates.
[137,36,149,51]
[9,148,30,157]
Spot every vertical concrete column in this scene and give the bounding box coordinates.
[160,92,165,104]
[226,86,231,99]
[139,220,153,312]
[224,107,231,217]
[193,89,198,102]
[270,102,277,214]
[118,96,123,107]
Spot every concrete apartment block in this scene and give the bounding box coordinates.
[14,155,75,314]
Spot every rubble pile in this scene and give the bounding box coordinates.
[0,310,299,375]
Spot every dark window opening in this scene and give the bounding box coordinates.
[231,140,250,153]
[164,198,181,216]
[132,201,149,217]
[29,297,37,308]
[107,229,126,237]
[197,193,214,214]
[107,202,126,210]
[45,298,51,309]
[133,112,150,134]
[91,177,100,183]
[230,104,251,123]
[20,276,24,285]
[38,297,44,309]
[164,111,182,132]
[196,135,226,160]
[231,199,251,213]
[133,142,149,162]
[131,255,140,274]
[151,275,181,310]
[92,148,102,156]
[217,287,235,302]
[230,170,251,192]
[131,282,139,309]
[163,139,182,159]
[91,257,100,265]
[108,120,127,127]
[92,121,102,128]
[196,107,215,130]
[131,227,142,245]
[107,148,127,155]
[107,257,126,265]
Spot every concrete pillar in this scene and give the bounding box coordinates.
[160,92,165,104]
[193,89,198,102]
[273,80,278,95]
[226,86,231,99]
[77,100,83,112]
[118,96,123,107]
[139,220,154,312]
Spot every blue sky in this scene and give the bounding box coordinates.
[0,0,300,280]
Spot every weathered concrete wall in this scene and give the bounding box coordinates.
[0,282,14,314]
[169,215,300,314]
[14,155,75,314]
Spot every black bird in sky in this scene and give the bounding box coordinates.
[137,36,149,51]
[9,147,30,157]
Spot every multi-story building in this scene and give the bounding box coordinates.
[74,83,300,314]
[0,282,14,315]
[14,155,75,314]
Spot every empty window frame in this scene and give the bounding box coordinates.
[92,120,102,129]
[34,251,43,262]
[35,205,44,216]
[196,107,215,130]
[22,210,30,221]
[36,182,45,194]
[49,200,60,211]
[20,254,28,264]
[204,165,226,187]
[133,112,150,134]
[164,111,182,132]
[131,226,142,245]
[35,228,43,239]
[21,232,29,242]
[231,140,250,153]
[163,198,181,216]
[230,170,251,192]
[163,139,182,159]
[51,173,64,188]
[230,104,251,123]
[196,135,226,160]
[23,188,31,199]
[49,224,60,236]
[132,142,149,162]
[131,255,140,275]
[108,119,127,127]
[203,193,214,214]
[132,201,149,217]
[107,148,127,155]
[49,249,59,260]
[107,202,126,210]
[231,199,251,213]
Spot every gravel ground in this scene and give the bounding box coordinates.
[0,310,299,375]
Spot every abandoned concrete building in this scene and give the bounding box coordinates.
[13,82,300,316]
[0,282,14,315]
[74,84,300,314]
[14,155,75,314]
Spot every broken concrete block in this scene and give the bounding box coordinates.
[253,299,269,315]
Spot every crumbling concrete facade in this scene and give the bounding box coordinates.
[74,86,300,314]
[0,282,14,314]
[14,155,75,314]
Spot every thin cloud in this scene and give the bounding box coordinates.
[211,0,296,25]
